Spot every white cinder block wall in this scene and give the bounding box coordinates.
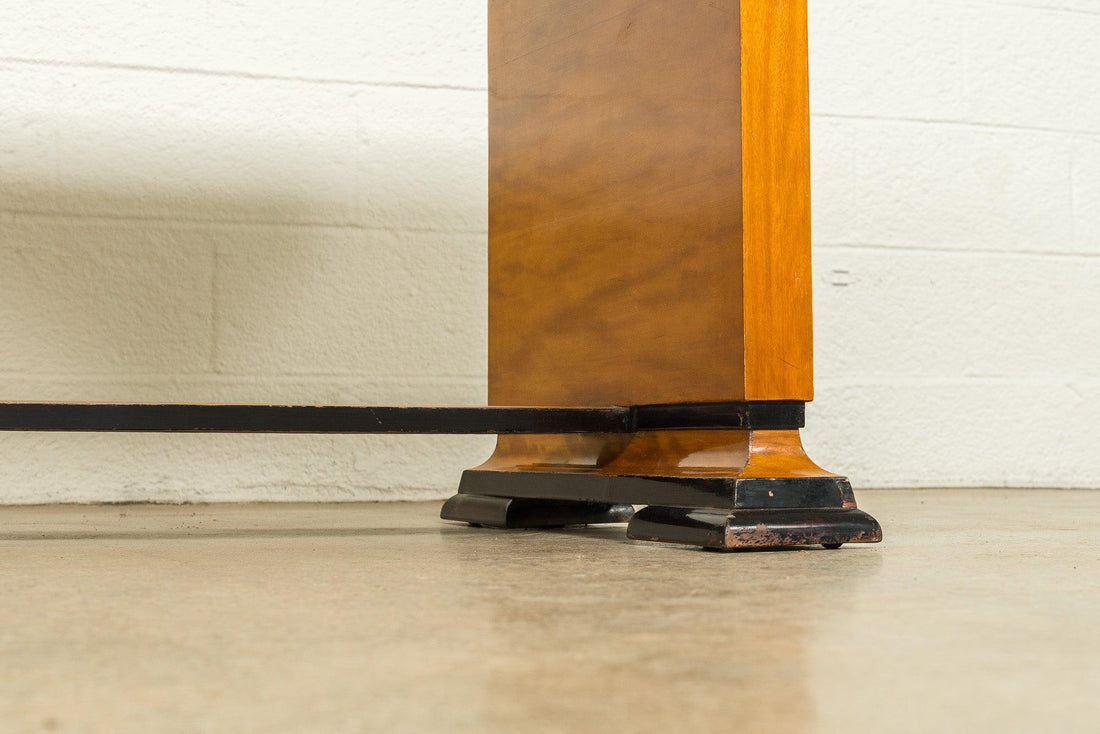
[0,0,1096,502]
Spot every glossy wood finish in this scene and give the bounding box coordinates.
[741,0,814,400]
[456,469,856,515]
[489,0,813,406]
[489,0,744,406]
[451,430,879,549]
[462,0,878,548]
[467,430,834,483]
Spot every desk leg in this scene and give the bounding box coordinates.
[446,430,881,550]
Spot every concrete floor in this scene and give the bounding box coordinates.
[1,490,1097,733]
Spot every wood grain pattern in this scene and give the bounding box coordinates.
[740,0,815,400]
[489,0,744,406]
[457,0,873,544]
[476,430,830,480]
[489,0,814,407]
[482,0,825,483]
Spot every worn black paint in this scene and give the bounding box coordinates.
[626,506,883,550]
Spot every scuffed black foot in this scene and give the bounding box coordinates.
[627,506,882,550]
[440,494,635,529]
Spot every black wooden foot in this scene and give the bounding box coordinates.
[440,494,635,529]
[451,468,882,550]
[626,507,882,550]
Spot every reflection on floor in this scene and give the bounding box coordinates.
[1,490,1097,733]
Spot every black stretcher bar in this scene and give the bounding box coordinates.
[0,401,804,434]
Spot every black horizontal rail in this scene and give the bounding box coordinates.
[0,401,804,434]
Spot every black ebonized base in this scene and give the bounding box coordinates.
[440,494,635,528]
[626,506,882,550]
[443,470,883,550]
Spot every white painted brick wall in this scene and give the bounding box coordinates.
[0,0,1096,501]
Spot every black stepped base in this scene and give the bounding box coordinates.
[457,469,857,513]
[440,495,635,529]
[626,506,882,551]
[446,470,882,550]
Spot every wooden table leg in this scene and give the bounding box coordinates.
[444,0,882,550]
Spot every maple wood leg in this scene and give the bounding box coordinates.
[440,494,634,529]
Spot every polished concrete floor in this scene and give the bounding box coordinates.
[1,489,1097,733]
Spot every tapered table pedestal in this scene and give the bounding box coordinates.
[442,0,882,549]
